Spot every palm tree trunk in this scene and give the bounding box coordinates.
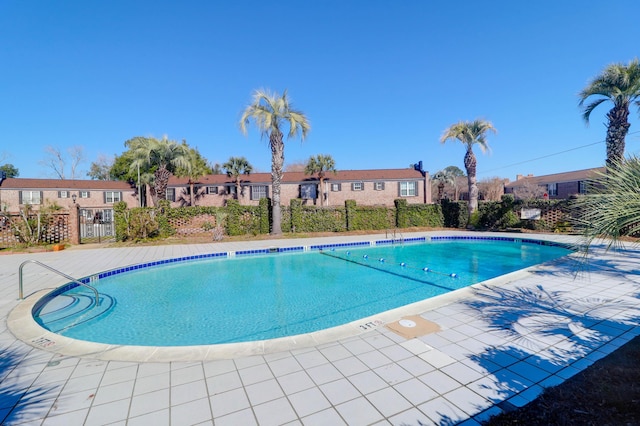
[235,177,241,201]
[155,166,171,202]
[464,149,478,217]
[606,104,630,169]
[319,175,325,206]
[189,181,195,206]
[270,130,284,235]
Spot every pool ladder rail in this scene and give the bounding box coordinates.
[385,229,404,243]
[19,260,101,308]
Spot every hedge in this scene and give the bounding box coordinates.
[115,197,575,241]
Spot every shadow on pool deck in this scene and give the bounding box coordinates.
[0,345,59,424]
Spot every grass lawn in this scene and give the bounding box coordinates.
[485,334,640,425]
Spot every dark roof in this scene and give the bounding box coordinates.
[0,178,134,190]
[167,168,427,186]
[504,167,605,188]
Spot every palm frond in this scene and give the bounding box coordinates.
[571,155,640,251]
[581,98,608,123]
[579,58,640,122]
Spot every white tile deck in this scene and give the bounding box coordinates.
[1,231,639,425]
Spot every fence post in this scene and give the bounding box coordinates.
[69,204,81,245]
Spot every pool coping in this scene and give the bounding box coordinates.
[7,234,576,362]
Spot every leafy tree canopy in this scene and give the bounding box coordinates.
[0,163,19,178]
[87,154,114,180]
[444,165,465,177]
[174,145,213,179]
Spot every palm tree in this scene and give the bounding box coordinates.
[571,155,640,253]
[304,154,336,206]
[579,58,640,169]
[222,156,253,200]
[129,136,190,206]
[440,119,496,217]
[240,89,310,234]
[444,165,465,201]
[176,146,213,206]
[432,169,455,202]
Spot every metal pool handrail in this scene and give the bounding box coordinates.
[19,260,100,308]
[385,228,404,243]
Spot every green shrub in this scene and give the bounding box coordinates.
[403,204,443,227]
[114,204,160,241]
[259,197,270,234]
[349,206,394,230]
[394,199,409,228]
[441,200,468,228]
[345,200,357,231]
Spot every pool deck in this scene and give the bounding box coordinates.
[1,231,639,425]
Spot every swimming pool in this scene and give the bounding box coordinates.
[32,236,571,347]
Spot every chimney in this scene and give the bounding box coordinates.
[516,174,533,181]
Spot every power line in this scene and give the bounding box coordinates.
[479,130,640,175]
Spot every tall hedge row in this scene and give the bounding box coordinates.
[115,196,568,241]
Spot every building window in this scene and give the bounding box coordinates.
[58,190,69,198]
[300,184,317,199]
[547,183,557,196]
[225,185,237,196]
[579,181,587,194]
[331,183,341,192]
[251,185,268,200]
[351,182,364,191]
[399,181,418,197]
[20,191,42,205]
[79,191,90,199]
[374,182,385,191]
[166,188,176,202]
[207,186,218,194]
[104,191,122,203]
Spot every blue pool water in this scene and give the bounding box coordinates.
[34,238,571,346]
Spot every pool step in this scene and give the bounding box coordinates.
[35,293,116,333]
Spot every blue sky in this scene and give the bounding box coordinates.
[2,1,640,181]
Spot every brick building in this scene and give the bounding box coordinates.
[166,168,431,207]
[504,167,604,200]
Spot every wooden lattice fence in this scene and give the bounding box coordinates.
[0,212,71,247]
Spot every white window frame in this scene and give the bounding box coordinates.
[104,191,122,203]
[206,186,218,194]
[59,190,69,199]
[21,190,42,205]
[374,182,385,191]
[399,181,418,197]
[547,183,557,197]
[166,188,176,202]
[251,185,268,200]
[79,191,90,199]
[351,182,364,191]
[579,181,587,194]
[331,183,341,192]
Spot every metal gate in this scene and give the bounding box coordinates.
[79,208,115,243]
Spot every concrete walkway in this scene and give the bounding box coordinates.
[1,231,639,425]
